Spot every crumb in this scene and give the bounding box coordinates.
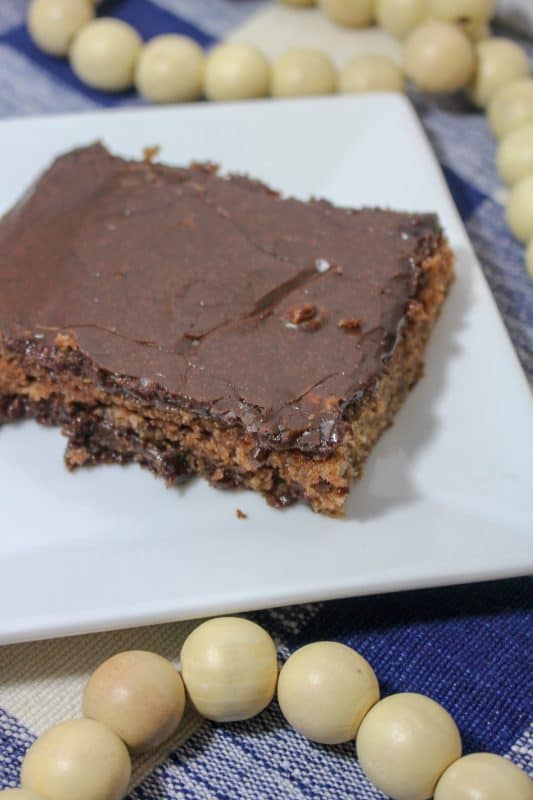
[406,299,428,322]
[55,331,78,349]
[236,508,248,520]
[143,145,161,163]
[284,304,328,331]
[190,161,218,174]
[181,214,196,229]
[301,311,327,332]
[285,304,318,324]
[338,318,362,333]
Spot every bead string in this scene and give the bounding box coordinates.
[26,0,533,280]
[2,617,531,799]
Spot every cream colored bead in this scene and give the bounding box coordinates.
[461,20,490,41]
[318,0,374,27]
[340,54,404,93]
[468,38,530,108]
[83,650,186,752]
[488,79,533,139]
[135,35,204,103]
[27,0,94,57]
[506,173,533,242]
[375,0,428,40]
[70,18,142,92]
[277,642,379,744]
[497,124,533,185]
[180,617,278,722]
[434,753,533,800]
[203,43,269,101]
[404,21,476,93]
[526,239,533,280]
[429,0,495,24]
[0,791,45,799]
[356,693,462,800]
[21,719,131,800]
[279,0,316,5]
[271,48,337,97]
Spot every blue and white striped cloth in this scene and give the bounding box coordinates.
[0,2,531,797]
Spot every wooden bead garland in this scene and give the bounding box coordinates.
[3,617,531,800]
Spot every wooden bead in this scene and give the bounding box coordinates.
[434,753,533,800]
[340,54,404,93]
[375,0,428,40]
[404,21,476,93]
[83,650,186,752]
[70,18,142,92]
[271,48,337,97]
[28,0,94,57]
[204,43,270,101]
[461,20,490,41]
[506,173,533,242]
[318,0,374,27]
[135,35,204,104]
[180,617,278,722]
[21,719,131,800]
[429,0,495,24]
[468,38,530,108]
[277,642,379,744]
[488,79,533,139]
[497,124,533,186]
[356,693,462,800]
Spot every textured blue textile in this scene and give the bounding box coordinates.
[0,710,35,791]
[441,165,488,220]
[0,3,531,798]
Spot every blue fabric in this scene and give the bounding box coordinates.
[0,3,531,797]
[0,710,35,791]
[441,165,487,221]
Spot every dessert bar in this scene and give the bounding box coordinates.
[0,144,453,514]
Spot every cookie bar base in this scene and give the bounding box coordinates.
[0,243,453,515]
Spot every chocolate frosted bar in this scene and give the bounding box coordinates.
[0,144,453,514]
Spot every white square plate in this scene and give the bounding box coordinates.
[1,96,532,645]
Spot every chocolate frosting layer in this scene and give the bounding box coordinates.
[0,144,442,453]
